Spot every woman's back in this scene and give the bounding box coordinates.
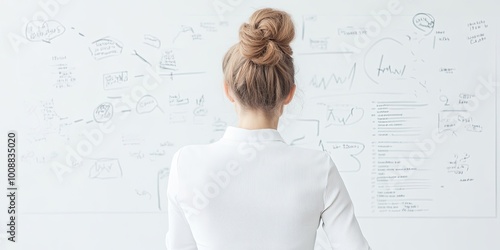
[167,126,370,250]
[166,7,370,250]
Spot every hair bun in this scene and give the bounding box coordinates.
[239,8,294,66]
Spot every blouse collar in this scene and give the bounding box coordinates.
[222,126,285,142]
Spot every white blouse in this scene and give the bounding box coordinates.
[166,126,371,250]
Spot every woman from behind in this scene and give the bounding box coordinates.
[166,8,371,250]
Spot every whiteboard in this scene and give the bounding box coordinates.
[0,0,498,249]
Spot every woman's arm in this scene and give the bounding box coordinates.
[166,149,198,250]
[320,155,371,250]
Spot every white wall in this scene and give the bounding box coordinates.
[0,0,498,249]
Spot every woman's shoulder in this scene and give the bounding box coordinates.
[173,143,210,156]
[172,140,226,160]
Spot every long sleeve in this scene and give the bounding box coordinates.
[166,149,198,250]
[321,155,371,250]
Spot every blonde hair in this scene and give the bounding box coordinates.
[222,8,295,117]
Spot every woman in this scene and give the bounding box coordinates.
[166,8,371,250]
